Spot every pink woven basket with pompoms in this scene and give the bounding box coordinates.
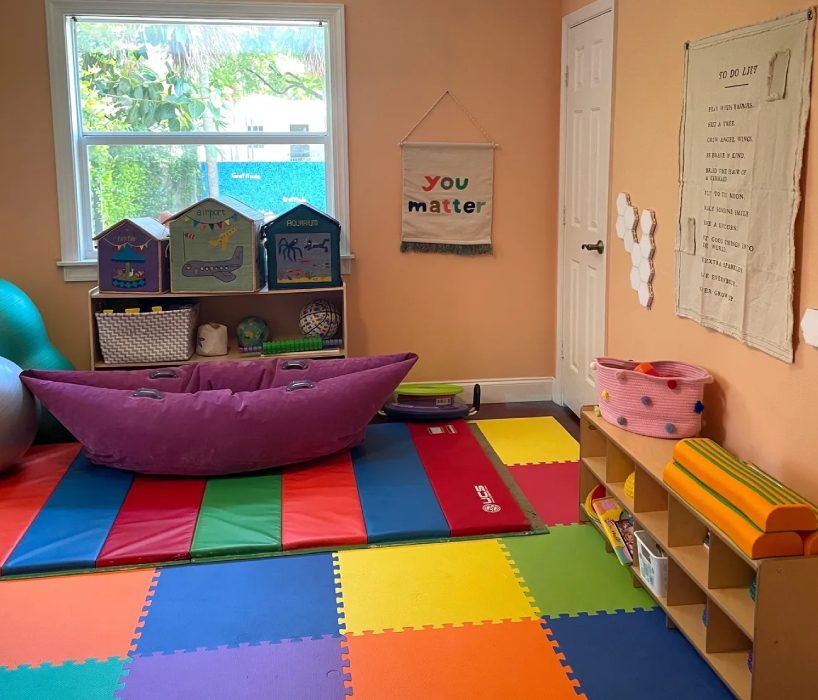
[591,358,713,439]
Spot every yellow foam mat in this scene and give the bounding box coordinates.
[474,417,579,465]
[335,539,539,635]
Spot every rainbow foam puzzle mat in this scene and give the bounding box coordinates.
[0,531,733,699]
[0,421,542,578]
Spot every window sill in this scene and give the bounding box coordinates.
[57,260,98,282]
[59,253,356,283]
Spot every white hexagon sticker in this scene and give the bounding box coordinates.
[801,309,818,347]
[631,240,642,267]
[639,257,653,283]
[640,208,656,238]
[623,231,634,253]
[615,214,627,239]
[638,281,653,308]
[616,192,631,216]
[630,265,641,291]
[624,205,638,232]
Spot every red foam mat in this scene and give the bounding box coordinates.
[96,476,207,567]
[509,462,580,526]
[281,452,367,550]
[0,444,79,574]
[408,422,530,536]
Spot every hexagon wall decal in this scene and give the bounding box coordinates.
[801,309,818,347]
[614,192,656,310]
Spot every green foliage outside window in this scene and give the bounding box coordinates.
[77,21,325,237]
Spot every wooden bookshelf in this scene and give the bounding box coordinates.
[88,283,347,369]
[579,407,818,700]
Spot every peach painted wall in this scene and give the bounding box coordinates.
[0,0,562,381]
[608,1,818,502]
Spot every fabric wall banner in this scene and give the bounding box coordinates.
[401,142,494,255]
[676,9,814,362]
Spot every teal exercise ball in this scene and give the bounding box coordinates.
[0,357,38,471]
[0,279,72,370]
[0,279,73,443]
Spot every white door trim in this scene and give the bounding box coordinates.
[554,0,615,408]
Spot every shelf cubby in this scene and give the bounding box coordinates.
[579,406,818,699]
[88,283,348,369]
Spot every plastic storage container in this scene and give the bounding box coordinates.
[635,529,668,597]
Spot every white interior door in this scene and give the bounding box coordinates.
[558,4,613,415]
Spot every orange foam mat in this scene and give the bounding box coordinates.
[344,619,583,699]
[0,567,158,669]
[673,439,818,533]
[663,463,803,559]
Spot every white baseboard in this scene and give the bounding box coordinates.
[422,377,556,404]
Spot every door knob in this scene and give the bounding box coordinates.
[581,240,605,254]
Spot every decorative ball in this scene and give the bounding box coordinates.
[0,357,38,472]
[601,389,609,401]
[633,362,658,376]
[617,416,627,426]
[299,299,341,338]
[667,379,678,390]
[624,471,635,498]
[694,400,705,414]
[236,316,269,349]
[640,395,652,406]
[665,422,676,434]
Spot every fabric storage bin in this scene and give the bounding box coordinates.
[592,357,712,438]
[635,530,668,597]
[95,305,198,364]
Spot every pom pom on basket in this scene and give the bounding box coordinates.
[590,358,712,439]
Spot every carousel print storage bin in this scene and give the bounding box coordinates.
[591,358,712,439]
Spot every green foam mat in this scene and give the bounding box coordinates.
[191,474,282,558]
[0,658,127,700]
[501,524,656,617]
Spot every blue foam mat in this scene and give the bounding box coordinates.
[545,609,734,699]
[3,451,133,575]
[134,553,340,654]
[350,423,449,543]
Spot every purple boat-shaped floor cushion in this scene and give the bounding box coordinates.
[21,353,417,475]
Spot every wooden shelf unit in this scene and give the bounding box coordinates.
[579,407,818,700]
[88,283,347,369]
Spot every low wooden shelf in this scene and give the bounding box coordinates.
[579,407,818,700]
[88,283,347,369]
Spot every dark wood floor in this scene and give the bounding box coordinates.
[375,401,579,441]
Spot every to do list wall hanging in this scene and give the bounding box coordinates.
[676,9,814,362]
[400,91,496,255]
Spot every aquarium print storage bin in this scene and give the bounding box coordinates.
[592,358,712,438]
[95,305,199,365]
[168,196,265,293]
[262,203,341,289]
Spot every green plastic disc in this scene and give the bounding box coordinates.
[396,383,464,397]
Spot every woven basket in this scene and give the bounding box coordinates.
[95,305,199,365]
[592,357,712,439]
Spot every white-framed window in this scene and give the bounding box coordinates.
[45,1,350,281]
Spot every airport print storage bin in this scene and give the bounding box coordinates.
[592,358,712,439]
[635,530,668,597]
[95,305,199,365]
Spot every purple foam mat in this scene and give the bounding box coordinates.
[117,635,349,699]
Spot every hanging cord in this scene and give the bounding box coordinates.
[400,90,496,146]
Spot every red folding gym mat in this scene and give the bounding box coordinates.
[408,421,530,536]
